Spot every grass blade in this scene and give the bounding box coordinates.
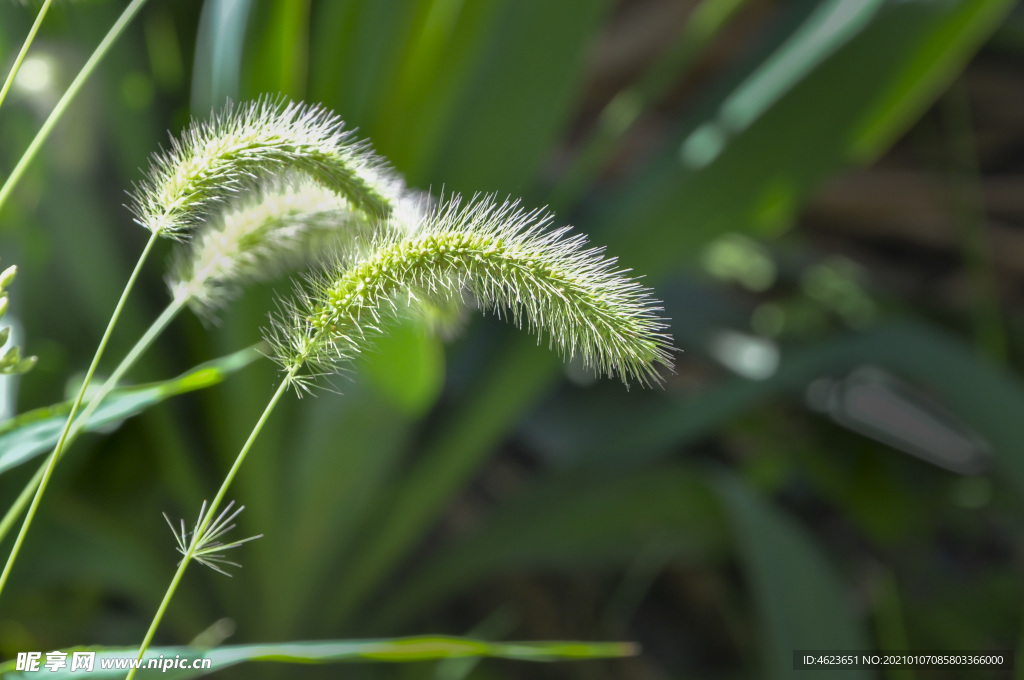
[0,346,260,477]
[594,0,1014,276]
[712,469,871,679]
[0,637,638,679]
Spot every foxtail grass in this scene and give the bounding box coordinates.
[169,173,416,318]
[272,194,672,391]
[0,98,408,602]
[0,174,403,550]
[128,192,673,674]
[131,97,400,238]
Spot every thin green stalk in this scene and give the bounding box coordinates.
[0,294,187,547]
[0,0,150,214]
[0,229,160,602]
[0,0,54,113]
[127,374,294,678]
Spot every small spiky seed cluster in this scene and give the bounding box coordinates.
[163,500,261,577]
[168,175,391,317]
[130,96,402,239]
[0,260,35,376]
[267,195,673,391]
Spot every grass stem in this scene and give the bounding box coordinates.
[0,0,150,215]
[0,0,54,114]
[127,374,293,678]
[0,294,187,547]
[0,229,160,602]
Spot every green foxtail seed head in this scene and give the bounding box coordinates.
[167,173,426,319]
[266,194,674,392]
[130,96,404,239]
[0,259,35,376]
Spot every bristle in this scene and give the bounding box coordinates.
[266,194,674,389]
[130,96,405,239]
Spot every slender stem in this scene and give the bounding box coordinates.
[0,0,151,214]
[0,230,160,602]
[127,374,294,679]
[0,0,54,113]
[0,295,187,547]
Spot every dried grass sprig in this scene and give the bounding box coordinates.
[268,194,674,391]
[130,96,402,239]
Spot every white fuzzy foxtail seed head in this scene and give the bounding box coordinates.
[130,96,404,240]
[266,194,674,392]
[166,173,422,319]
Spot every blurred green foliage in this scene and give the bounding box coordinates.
[1,0,1023,678]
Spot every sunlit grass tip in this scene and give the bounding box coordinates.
[130,96,405,240]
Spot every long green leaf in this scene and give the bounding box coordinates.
[241,0,310,100]
[595,0,1013,275]
[712,470,871,680]
[264,381,415,638]
[307,0,422,126]
[190,0,254,112]
[0,637,637,679]
[0,346,260,476]
[325,334,562,626]
[411,0,613,190]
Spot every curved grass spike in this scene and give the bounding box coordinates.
[132,96,399,239]
[273,194,674,390]
[128,194,673,676]
[0,99,407,604]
